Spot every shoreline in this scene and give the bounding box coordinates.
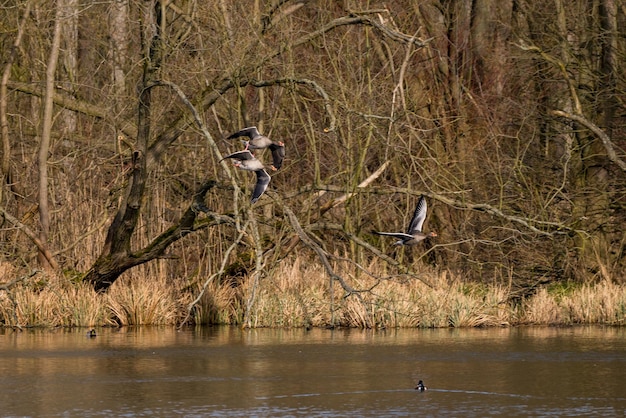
[2,262,624,329]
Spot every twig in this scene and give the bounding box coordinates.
[248,77,336,132]
[308,222,434,288]
[0,269,41,330]
[243,208,266,329]
[0,269,41,291]
[0,206,58,269]
[149,79,244,232]
[279,200,370,327]
[515,41,582,114]
[179,220,251,328]
[379,187,580,237]
[551,110,626,173]
[317,160,390,214]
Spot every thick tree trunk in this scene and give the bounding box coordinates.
[82,3,233,293]
[85,177,222,292]
[470,0,513,95]
[598,0,617,139]
[85,1,161,291]
[85,1,162,291]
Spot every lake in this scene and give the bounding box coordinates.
[0,326,624,417]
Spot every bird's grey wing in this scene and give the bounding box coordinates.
[269,143,285,170]
[407,195,427,234]
[220,150,255,162]
[227,126,259,140]
[372,231,413,240]
[250,169,271,203]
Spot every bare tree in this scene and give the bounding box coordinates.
[82,2,429,293]
[110,0,129,154]
[37,1,64,270]
[1,1,32,205]
[59,0,78,134]
[2,1,624,318]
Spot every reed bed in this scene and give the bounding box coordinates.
[0,275,112,327]
[1,258,625,328]
[106,274,187,326]
[523,280,626,325]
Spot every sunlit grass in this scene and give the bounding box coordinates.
[1,259,625,328]
[522,280,626,325]
[192,280,244,325]
[561,280,626,324]
[0,275,106,327]
[106,275,185,326]
[0,272,184,327]
[245,257,329,327]
[58,281,111,327]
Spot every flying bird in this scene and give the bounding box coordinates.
[373,195,437,245]
[226,126,285,170]
[220,150,271,203]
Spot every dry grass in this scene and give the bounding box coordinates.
[0,272,184,327]
[0,275,109,327]
[192,280,245,325]
[523,280,626,325]
[58,282,111,327]
[523,287,565,324]
[244,258,330,327]
[106,274,186,326]
[1,258,625,328]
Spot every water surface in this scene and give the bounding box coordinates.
[1,326,624,417]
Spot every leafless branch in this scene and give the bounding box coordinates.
[317,161,390,214]
[128,180,234,265]
[286,15,428,54]
[8,81,138,143]
[377,188,580,237]
[180,220,251,328]
[551,109,626,173]
[307,222,434,288]
[0,206,58,269]
[248,78,336,132]
[0,269,41,292]
[515,41,582,114]
[279,200,370,327]
[262,0,305,32]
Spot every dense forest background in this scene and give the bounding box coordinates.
[1,0,625,325]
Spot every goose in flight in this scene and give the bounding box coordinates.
[226,126,285,170]
[373,195,437,245]
[220,150,271,203]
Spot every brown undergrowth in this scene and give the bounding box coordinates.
[1,257,625,328]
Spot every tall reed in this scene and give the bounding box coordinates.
[0,275,109,327]
[1,258,625,328]
[523,280,626,325]
[106,274,185,326]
